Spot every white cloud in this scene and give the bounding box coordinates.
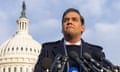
[94,22,120,41]
[31,18,60,32]
[111,0,120,11]
[26,0,61,11]
[66,0,106,16]
[29,18,62,42]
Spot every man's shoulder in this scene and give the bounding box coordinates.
[84,41,103,50]
[42,39,62,46]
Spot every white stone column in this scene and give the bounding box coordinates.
[5,66,8,72]
[17,66,20,72]
[0,66,3,72]
[23,66,26,72]
[26,67,28,72]
[0,66,1,72]
[11,66,14,72]
[28,66,31,72]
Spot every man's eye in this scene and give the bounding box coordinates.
[63,18,69,22]
[72,18,78,21]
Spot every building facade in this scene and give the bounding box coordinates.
[0,2,41,72]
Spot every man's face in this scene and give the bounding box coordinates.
[62,11,85,36]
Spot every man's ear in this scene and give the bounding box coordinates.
[81,24,85,33]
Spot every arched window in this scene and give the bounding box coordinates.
[20,67,22,72]
[22,22,24,30]
[38,50,39,53]
[16,47,19,51]
[8,48,10,51]
[34,49,36,53]
[12,47,14,51]
[8,67,11,72]
[3,68,5,72]
[26,68,28,72]
[26,48,28,51]
[30,48,32,52]
[14,67,16,72]
[20,22,21,30]
[21,47,23,51]
[25,22,26,30]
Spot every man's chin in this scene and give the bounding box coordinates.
[64,31,75,36]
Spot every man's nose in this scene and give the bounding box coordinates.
[67,19,73,24]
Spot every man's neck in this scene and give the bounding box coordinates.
[64,36,81,43]
[66,39,80,43]
[64,37,81,45]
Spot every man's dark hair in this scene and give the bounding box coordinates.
[62,8,84,25]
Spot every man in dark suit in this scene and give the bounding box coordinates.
[34,8,113,72]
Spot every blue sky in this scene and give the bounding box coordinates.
[0,0,120,65]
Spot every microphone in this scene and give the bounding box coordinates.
[41,57,52,72]
[83,52,103,71]
[59,56,68,72]
[83,52,112,72]
[113,65,120,72]
[69,51,89,72]
[83,52,102,68]
[101,59,115,72]
[50,53,62,72]
[95,52,114,70]
[80,56,97,72]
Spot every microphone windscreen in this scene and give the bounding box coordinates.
[83,52,92,60]
[95,52,114,69]
[69,51,89,72]
[55,53,62,60]
[41,57,52,69]
[69,51,79,60]
[94,52,105,61]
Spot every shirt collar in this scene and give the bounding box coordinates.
[64,40,81,45]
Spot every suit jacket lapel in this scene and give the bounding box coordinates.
[52,39,65,56]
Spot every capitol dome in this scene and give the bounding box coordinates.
[0,1,41,72]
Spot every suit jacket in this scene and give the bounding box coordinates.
[34,39,112,72]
